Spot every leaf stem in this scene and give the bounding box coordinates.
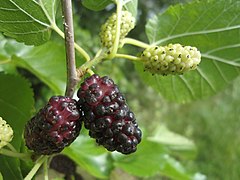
[61,0,78,97]
[24,156,48,180]
[122,38,151,49]
[0,148,32,161]
[108,0,123,59]
[51,24,90,62]
[115,54,142,61]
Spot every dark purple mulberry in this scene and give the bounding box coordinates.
[77,74,142,154]
[50,154,76,175]
[24,96,81,155]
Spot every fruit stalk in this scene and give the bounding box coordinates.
[122,38,151,49]
[0,148,32,161]
[78,50,107,76]
[115,54,142,61]
[61,0,78,97]
[24,156,48,180]
[108,0,123,59]
[44,158,49,180]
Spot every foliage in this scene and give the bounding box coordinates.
[0,0,239,179]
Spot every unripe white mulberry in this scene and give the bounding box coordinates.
[99,11,135,49]
[0,117,13,149]
[141,44,201,75]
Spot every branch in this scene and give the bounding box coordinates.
[61,0,78,97]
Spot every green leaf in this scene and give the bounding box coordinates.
[113,139,191,179]
[139,0,240,102]
[63,135,113,179]
[0,37,67,94]
[0,74,34,180]
[0,0,58,45]
[148,125,196,152]
[148,125,197,160]
[38,0,58,22]
[160,155,192,180]
[113,140,167,177]
[123,0,138,18]
[12,41,67,94]
[0,172,3,180]
[82,0,112,11]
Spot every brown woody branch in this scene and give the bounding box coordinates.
[61,0,78,97]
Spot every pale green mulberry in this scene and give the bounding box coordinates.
[0,117,13,149]
[99,11,135,49]
[141,43,201,75]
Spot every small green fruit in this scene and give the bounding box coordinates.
[0,117,13,149]
[141,44,201,75]
[99,11,135,49]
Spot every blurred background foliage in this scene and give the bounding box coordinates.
[72,0,240,179]
[0,0,239,179]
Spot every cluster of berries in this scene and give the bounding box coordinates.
[0,117,13,149]
[24,74,142,155]
[141,44,201,75]
[99,10,135,49]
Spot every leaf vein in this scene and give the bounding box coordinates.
[153,25,240,45]
[3,28,49,35]
[0,7,19,11]
[212,61,229,83]
[178,75,195,98]
[205,44,240,54]
[171,76,178,100]
[9,0,50,27]
[202,54,240,67]
[0,20,35,23]
[196,68,216,92]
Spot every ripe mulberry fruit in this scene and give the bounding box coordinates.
[24,96,81,155]
[50,154,76,175]
[0,117,13,149]
[141,43,201,75]
[99,11,135,49]
[77,74,142,154]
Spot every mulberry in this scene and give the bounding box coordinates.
[77,74,142,154]
[0,117,13,149]
[24,96,81,155]
[99,11,135,49]
[141,43,201,75]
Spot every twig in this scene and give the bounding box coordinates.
[61,0,78,97]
